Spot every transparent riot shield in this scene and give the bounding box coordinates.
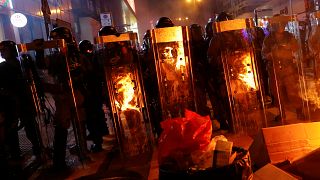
[306,11,320,120]
[212,18,266,135]
[95,33,153,157]
[262,15,310,126]
[16,39,87,164]
[150,26,197,120]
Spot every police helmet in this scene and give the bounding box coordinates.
[216,12,233,22]
[50,27,74,43]
[98,26,119,36]
[0,40,18,58]
[205,21,213,34]
[155,17,174,28]
[79,40,93,54]
[190,24,204,40]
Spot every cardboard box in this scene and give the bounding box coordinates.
[253,164,299,180]
[285,147,320,179]
[213,140,233,168]
[249,122,320,168]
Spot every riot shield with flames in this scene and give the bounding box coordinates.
[96,33,153,157]
[262,15,312,126]
[211,18,266,134]
[150,26,197,120]
[305,11,320,119]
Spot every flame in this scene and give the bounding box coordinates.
[115,73,139,111]
[302,79,320,110]
[238,53,257,90]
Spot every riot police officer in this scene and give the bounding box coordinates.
[204,17,215,48]
[140,17,175,136]
[189,24,210,116]
[262,15,304,120]
[98,26,119,36]
[79,40,108,152]
[207,12,235,130]
[49,27,87,169]
[0,40,42,160]
[254,26,272,103]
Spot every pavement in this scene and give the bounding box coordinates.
[27,134,154,180]
[14,107,256,180]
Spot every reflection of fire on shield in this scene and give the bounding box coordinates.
[265,15,311,123]
[305,11,320,112]
[229,52,258,95]
[150,26,197,120]
[212,18,266,134]
[96,33,153,157]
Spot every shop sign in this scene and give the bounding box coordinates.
[100,12,112,27]
[10,13,28,28]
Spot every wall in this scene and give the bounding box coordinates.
[256,0,308,20]
[79,17,100,42]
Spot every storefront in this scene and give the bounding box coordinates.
[100,0,138,34]
[0,0,74,44]
[121,0,138,33]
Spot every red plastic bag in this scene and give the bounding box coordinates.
[158,109,212,169]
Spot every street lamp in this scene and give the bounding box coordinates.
[185,0,202,23]
[186,0,201,3]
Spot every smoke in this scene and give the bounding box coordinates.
[135,0,215,42]
[135,0,181,40]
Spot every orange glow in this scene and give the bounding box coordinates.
[36,8,62,16]
[238,53,257,90]
[303,80,320,110]
[163,44,186,71]
[115,73,139,111]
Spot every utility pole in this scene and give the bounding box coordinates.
[41,0,51,39]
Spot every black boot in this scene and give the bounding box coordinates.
[53,126,68,169]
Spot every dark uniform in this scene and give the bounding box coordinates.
[254,27,271,99]
[79,40,108,152]
[0,40,42,159]
[262,22,304,120]
[189,24,210,116]
[140,17,174,136]
[49,27,87,169]
[207,12,235,130]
